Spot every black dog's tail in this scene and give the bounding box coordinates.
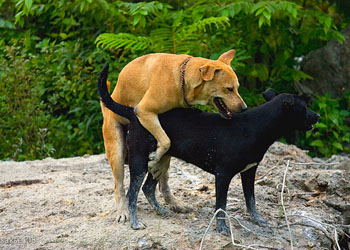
[98,63,136,121]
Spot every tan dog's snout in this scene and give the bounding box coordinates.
[240,102,248,112]
[225,93,247,113]
[236,95,248,112]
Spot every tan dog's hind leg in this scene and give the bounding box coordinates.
[158,158,191,213]
[135,104,171,175]
[102,119,129,223]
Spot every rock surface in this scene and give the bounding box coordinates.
[0,142,349,249]
[300,27,350,98]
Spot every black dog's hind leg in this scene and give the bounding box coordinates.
[240,164,268,226]
[142,173,169,216]
[127,166,147,230]
[215,174,232,235]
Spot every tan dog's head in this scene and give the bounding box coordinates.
[190,50,247,119]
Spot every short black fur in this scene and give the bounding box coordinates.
[98,64,320,234]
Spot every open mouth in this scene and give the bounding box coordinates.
[305,123,314,131]
[304,114,320,131]
[214,97,232,119]
[304,121,317,131]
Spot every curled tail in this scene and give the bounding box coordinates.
[97,63,135,121]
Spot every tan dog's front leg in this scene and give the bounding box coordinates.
[136,106,171,177]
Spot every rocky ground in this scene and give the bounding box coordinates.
[1,142,349,250]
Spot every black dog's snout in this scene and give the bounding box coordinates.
[310,111,320,123]
[315,113,320,122]
[241,105,248,112]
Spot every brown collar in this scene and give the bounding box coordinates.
[180,57,192,107]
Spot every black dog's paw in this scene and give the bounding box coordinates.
[216,222,231,236]
[131,219,146,230]
[251,213,269,227]
[155,206,169,217]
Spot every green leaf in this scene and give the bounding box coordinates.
[255,7,265,16]
[80,1,85,12]
[140,9,148,15]
[332,142,343,151]
[315,122,327,129]
[318,103,327,109]
[310,139,324,147]
[251,2,265,14]
[222,8,229,17]
[332,131,339,139]
[263,10,271,20]
[306,131,312,138]
[133,15,141,26]
[258,16,265,27]
[342,134,350,143]
[25,0,32,10]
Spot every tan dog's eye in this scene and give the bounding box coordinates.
[227,88,233,92]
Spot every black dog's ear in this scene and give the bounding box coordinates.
[262,88,278,101]
[282,95,295,111]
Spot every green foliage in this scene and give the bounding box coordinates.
[0,45,53,160]
[0,41,105,160]
[96,15,231,54]
[300,94,350,157]
[96,0,345,89]
[0,0,349,160]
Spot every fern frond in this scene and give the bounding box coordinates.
[149,26,174,52]
[184,16,230,34]
[150,27,172,40]
[95,33,152,51]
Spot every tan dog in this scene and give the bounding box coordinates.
[100,50,247,222]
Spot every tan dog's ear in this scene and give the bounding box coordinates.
[217,49,236,65]
[199,65,216,81]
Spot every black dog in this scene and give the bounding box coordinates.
[98,64,319,234]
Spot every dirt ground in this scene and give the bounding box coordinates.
[1,142,349,250]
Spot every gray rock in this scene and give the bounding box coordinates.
[300,28,350,98]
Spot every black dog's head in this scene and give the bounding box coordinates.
[262,88,320,131]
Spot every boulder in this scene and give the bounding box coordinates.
[300,28,350,98]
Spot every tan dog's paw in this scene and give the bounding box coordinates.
[148,151,157,161]
[116,198,129,223]
[148,160,167,180]
[163,192,192,213]
[116,210,129,223]
[169,203,192,214]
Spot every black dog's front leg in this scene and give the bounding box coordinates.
[240,164,268,226]
[215,174,232,235]
[142,173,169,216]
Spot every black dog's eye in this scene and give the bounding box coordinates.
[227,88,233,92]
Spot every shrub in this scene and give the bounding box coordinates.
[300,94,350,157]
[0,45,54,160]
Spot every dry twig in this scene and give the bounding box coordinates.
[280,160,293,250]
[199,208,279,250]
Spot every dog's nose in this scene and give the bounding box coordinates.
[241,105,248,112]
[316,113,320,121]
